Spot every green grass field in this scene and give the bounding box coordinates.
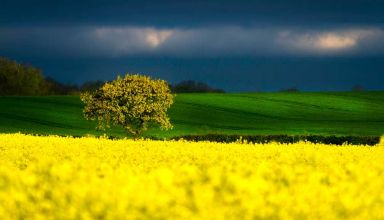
[1,91,383,138]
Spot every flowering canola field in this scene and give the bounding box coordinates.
[0,134,384,219]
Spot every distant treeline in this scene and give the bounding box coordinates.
[0,57,98,95]
[0,57,366,95]
[0,57,47,95]
[0,57,224,95]
[170,80,225,93]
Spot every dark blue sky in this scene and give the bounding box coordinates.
[1,0,384,91]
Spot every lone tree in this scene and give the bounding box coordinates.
[81,74,174,137]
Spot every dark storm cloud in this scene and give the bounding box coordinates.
[1,26,384,57]
[1,0,383,91]
[1,0,383,57]
[1,0,384,27]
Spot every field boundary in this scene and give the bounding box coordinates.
[169,134,381,146]
[1,132,381,145]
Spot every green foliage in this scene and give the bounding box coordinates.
[171,80,225,93]
[0,57,47,95]
[80,80,105,92]
[0,57,106,96]
[80,74,174,137]
[44,77,80,95]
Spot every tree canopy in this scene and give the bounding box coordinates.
[81,74,174,137]
[0,57,47,95]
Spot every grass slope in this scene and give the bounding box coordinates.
[0,92,383,138]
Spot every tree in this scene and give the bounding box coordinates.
[280,87,299,92]
[0,57,47,95]
[80,80,105,92]
[44,77,80,95]
[171,80,225,93]
[352,84,364,92]
[80,74,174,137]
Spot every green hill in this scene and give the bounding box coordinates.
[1,92,383,138]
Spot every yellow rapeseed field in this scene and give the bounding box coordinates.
[0,134,383,219]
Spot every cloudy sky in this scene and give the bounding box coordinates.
[1,0,384,91]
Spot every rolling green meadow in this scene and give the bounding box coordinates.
[1,91,383,138]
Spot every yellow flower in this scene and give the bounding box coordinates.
[0,133,383,219]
